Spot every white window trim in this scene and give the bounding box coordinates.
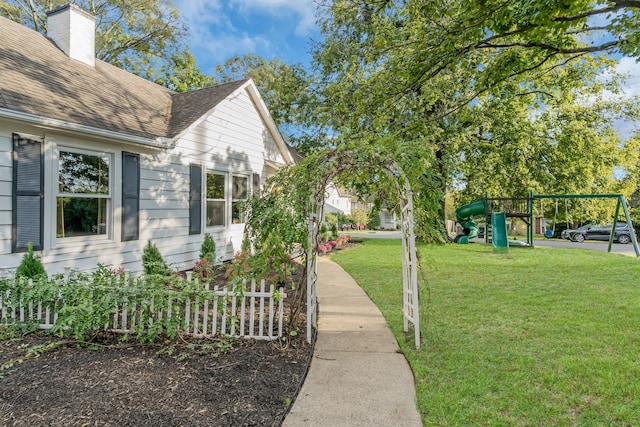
[205,170,227,229]
[47,141,119,248]
[231,174,249,225]
[205,170,252,230]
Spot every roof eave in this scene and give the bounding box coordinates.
[243,80,295,165]
[0,107,174,149]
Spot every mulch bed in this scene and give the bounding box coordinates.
[0,263,313,427]
[0,333,311,427]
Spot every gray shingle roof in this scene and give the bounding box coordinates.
[0,16,245,140]
[168,80,248,137]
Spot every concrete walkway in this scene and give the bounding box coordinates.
[283,258,422,427]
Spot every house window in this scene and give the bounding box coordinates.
[232,175,248,224]
[57,150,111,238]
[206,172,226,227]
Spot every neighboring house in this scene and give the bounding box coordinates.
[0,5,294,275]
[379,208,399,230]
[323,182,352,216]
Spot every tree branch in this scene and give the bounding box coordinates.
[477,40,620,54]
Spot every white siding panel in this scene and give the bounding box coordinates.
[140,208,188,221]
[23,235,200,275]
[0,238,10,255]
[174,92,272,175]
[139,225,188,240]
[0,166,11,182]
[0,221,11,256]
[0,211,10,226]
[0,151,11,168]
[0,221,10,240]
[140,199,185,211]
[0,180,10,196]
[264,132,285,164]
[0,195,11,211]
[0,132,11,155]
[140,217,189,233]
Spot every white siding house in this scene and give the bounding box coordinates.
[0,5,293,275]
[323,182,352,216]
[379,208,399,230]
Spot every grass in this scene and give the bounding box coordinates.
[330,240,640,426]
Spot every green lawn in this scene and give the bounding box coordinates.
[330,240,640,426]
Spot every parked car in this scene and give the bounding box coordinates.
[544,223,570,239]
[561,222,635,244]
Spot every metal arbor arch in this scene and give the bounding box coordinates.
[304,154,421,349]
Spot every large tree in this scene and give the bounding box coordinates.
[0,0,209,91]
[308,1,638,238]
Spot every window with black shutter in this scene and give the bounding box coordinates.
[189,164,202,235]
[122,152,140,241]
[12,133,44,252]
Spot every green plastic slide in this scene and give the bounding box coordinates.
[454,199,485,244]
[491,211,509,253]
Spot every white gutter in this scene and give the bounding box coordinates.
[0,108,174,149]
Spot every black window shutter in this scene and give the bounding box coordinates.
[122,152,140,241]
[252,173,261,195]
[189,164,202,235]
[12,134,44,253]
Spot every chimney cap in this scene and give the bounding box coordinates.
[46,3,95,22]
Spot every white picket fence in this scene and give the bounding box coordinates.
[0,279,286,340]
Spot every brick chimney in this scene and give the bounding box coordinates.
[46,4,96,67]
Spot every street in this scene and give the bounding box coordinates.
[531,238,639,257]
[345,230,639,257]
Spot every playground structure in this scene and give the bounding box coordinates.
[454,193,640,257]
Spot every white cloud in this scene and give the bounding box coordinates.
[173,0,318,72]
[174,0,273,71]
[615,57,640,99]
[600,57,640,140]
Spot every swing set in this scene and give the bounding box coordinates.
[488,192,640,257]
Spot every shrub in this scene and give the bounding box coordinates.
[320,223,328,241]
[193,258,214,283]
[318,244,328,253]
[330,223,338,239]
[15,242,47,281]
[367,211,381,230]
[199,234,216,264]
[335,235,352,247]
[142,241,171,276]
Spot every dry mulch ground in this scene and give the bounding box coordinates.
[0,263,313,427]
[0,330,312,427]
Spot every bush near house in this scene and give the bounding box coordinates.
[199,234,217,264]
[14,243,47,281]
[142,241,172,276]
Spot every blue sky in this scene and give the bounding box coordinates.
[172,1,639,138]
[173,0,320,74]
